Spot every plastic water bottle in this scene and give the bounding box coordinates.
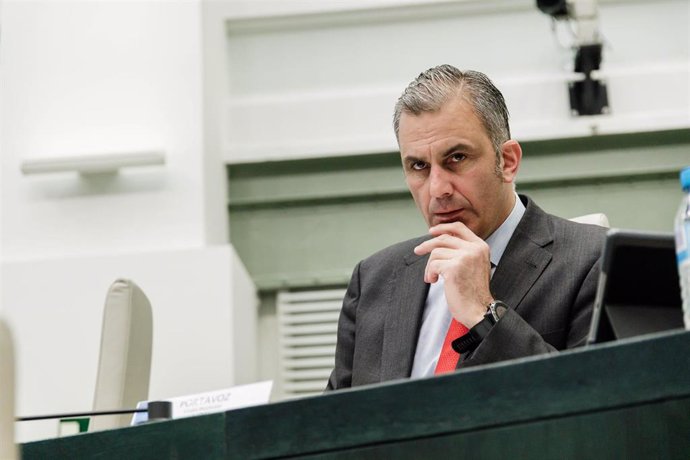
[675,166,690,329]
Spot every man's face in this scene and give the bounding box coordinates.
[398,96,517,240]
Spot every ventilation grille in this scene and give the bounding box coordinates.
[276,289,345,399]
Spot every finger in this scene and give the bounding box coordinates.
[424,248,458,282]
[414,233,468,255]
[425,258,453,284]
[428,247,457,261]
[429,222,482,242]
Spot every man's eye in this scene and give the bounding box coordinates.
[449,153,466,163]
[411,161,428,171]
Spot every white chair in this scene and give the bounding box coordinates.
[570,213,610,228]
[90,279,153,432]
[0,318,19,460]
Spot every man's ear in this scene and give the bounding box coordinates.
[500,140,522,183]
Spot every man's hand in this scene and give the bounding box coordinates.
[413,222,493,329]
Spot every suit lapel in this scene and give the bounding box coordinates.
[380,252,430,382]
[490,197,554,310]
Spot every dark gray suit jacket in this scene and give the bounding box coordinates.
[327,195,607,390]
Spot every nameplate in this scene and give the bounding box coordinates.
[132,380,273,425]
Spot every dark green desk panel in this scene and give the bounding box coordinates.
[22,412,227,460]
[225,330,690,458]
[302,399,690,460]
[23,330,690,459]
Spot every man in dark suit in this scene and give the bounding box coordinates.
[327,65,606,390]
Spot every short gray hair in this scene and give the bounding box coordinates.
[393,65,511,157]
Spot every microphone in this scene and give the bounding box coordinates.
[16,400,172,423]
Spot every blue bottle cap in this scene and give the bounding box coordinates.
[682,167,690,191]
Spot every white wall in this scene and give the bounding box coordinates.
[210,0,690,163]
[0,0,255,443]
[1,0,212,258]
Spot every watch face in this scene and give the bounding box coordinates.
[488,301,508,322]
[495,304,508,317]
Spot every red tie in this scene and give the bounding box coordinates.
[434,319,468,374]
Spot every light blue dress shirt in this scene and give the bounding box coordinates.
[410,194,526,378]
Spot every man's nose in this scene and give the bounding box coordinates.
[429,165,453,198]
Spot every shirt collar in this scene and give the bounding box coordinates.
[485,193,525,268]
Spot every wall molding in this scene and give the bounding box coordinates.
[21,151,166,176]
[225,0,531,35]
[222,0,649,34]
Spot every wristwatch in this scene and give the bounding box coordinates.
[452,300,509,354]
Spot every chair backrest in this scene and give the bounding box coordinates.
[90,279,153,431]
[569,213,610,228]
[0,318,19,460]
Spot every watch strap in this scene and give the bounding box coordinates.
[451,300,509,354]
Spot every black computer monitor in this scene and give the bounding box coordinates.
[587,229,683,344]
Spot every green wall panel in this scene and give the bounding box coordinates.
[228,129,690,290]
[526,177,680,232]
[230,197,425,289]
[228,153,406,207]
